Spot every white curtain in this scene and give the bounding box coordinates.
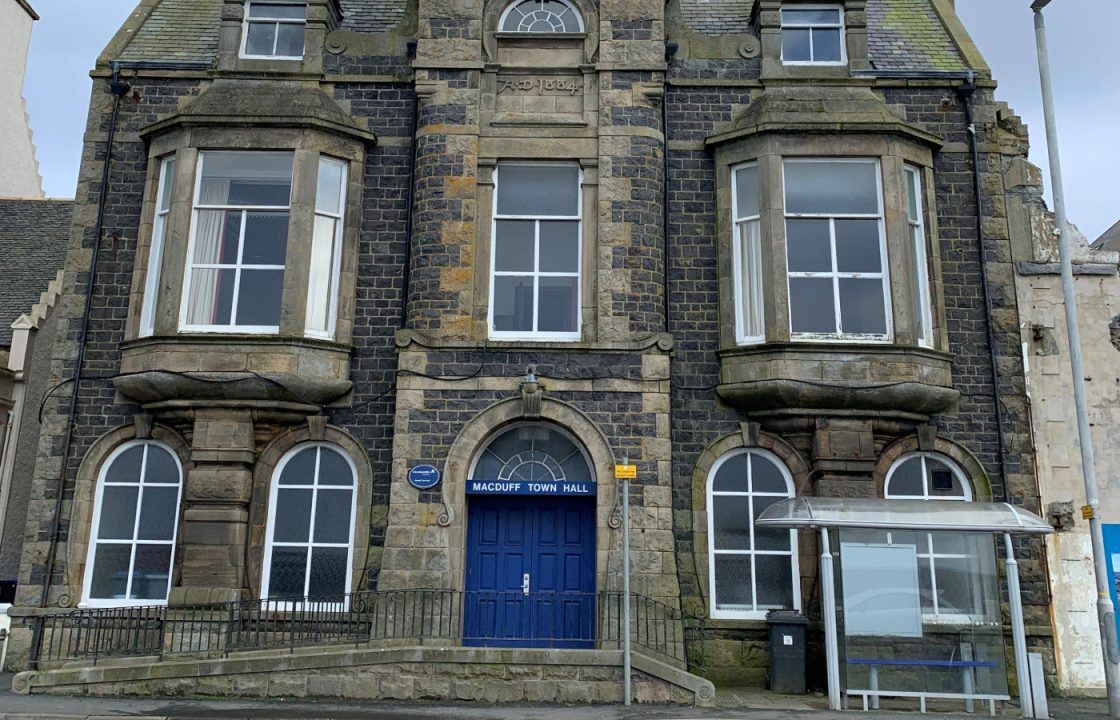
[306,215,337,335]
[186,179,231,325]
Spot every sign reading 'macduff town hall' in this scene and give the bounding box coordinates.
[1,0,1054,707]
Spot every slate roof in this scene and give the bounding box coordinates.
[865,0,966,72]
[679,0,752,35]
[1095,220,1120,252]
[0,199,71,348]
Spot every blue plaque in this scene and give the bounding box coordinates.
[408,464,441,490]
[466,479,596,497]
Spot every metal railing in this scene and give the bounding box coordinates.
[35,590,706,672]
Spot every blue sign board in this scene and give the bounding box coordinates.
[408,465,442,490]
[1103,524,1120,646]
[466,479,596,497]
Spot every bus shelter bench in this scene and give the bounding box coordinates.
[845,658,1008,715]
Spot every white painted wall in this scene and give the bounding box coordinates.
[0,0,44,198]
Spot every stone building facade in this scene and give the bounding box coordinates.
[4,0,1058,702]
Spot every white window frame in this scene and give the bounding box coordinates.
[179,151,293,335]
[780,4,847,66]
[261,443,358,608]
[782,158,893,343]
[488,163,583,342]
[732,162,764,345]
[905,165,935,348]
[498,0,585,33]
[140,156,176,338]
[707,448,801,621]
[305,156,348,341]
[884,452,982,625]
[240,1,308,61]
[81,440,184,609]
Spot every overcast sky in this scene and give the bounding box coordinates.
[21,0,1120,240]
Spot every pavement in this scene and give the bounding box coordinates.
[0,674,1110,719]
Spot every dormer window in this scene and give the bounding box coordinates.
[241,2,308,60]
[781,6,845,65]
[499,0,584,33]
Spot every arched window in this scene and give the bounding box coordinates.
[885,452,986,621]
[262,444,357,602]
[707,449,799,619]
[499,0,584,33]
[82,441,183,607]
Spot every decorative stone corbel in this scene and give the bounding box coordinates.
[521,366,542,419]
[134,413,154,440]
[916,424,937,452]
[307,415,328,441]
[740,421,762,448]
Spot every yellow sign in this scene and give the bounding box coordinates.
[1082,505,1095,520]
[614,464,637,480]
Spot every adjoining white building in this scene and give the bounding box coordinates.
[0,0,45,199]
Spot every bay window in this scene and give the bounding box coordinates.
[307,156,348,339]
[490,164,582,340]
[733,163,764,343]
[783,159,890,341]
[906,166,934,347]
[139,156,175,338]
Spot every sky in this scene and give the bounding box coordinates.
[20,0,1120,241]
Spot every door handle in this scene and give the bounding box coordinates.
[522,573,530,596]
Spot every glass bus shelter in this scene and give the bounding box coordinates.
[757,498,1053,717]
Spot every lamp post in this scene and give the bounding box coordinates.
[1031,2,1120,715]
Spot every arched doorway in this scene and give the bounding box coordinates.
[463,423,596,648]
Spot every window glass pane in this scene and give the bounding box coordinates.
[789,277,836,333]
[712,495,752,550]
[928,458,966,497]
[280,448,318,485]
[812,28,843,62]
[314,490,354,543]
[917,555,935,612]
[905,168,922,222]
[497,166,580,217]
[786,219,832,273]
[493,276,535,332]
[106,446,144,484]
[130,545,173,600]
[242,212,290,265]
[268,547,308,599]
[934,556,975,615]
[89,545,131,599]
[250,2,307,20]
[494,220,535,272]
[714,555,753,609]
[143,445,179,485]
[783,8,841,24]
[888,457,925,497]
[782,28,811,61]
[838,278,887,335]
[275,23,306,57]
[834,219,882,273]
[274,488,313,542]
[753,497,792,551]
[245,21,277,56]
[158,158,176,211]
[503,0,582,32]
[735,165,759,219]
[713,454,750,492]
[98,486,138,540]
[751,454,788,494]
[739,221,763,338]
[784,161,879,215]
[137,486,179,541]
[932,531,968,556]
[200,153,293,207]
[191,211,233,264]
[236,269,285,326]
[539,221,580,273]
[316,158,345,215]
[306,215,337,334]
[309,547,348,597]
[755,555,794,608]
[538,276,579,333]
[318,448,355,486]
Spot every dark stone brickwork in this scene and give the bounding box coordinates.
[612,20,654,41]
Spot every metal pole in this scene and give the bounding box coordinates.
[1033,7,1120,716]
[820,528,841,710]
[1006,533,1035,718]
[622,475,632,706]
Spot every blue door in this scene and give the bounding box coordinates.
[464,495,596,648]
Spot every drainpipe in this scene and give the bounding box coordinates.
[29,63,132,667]
[400,40,419,330]
[957,73,1011,497]
[662,43,678,336]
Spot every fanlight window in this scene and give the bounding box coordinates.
[471,424,590,483]
[499,0,584,33]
